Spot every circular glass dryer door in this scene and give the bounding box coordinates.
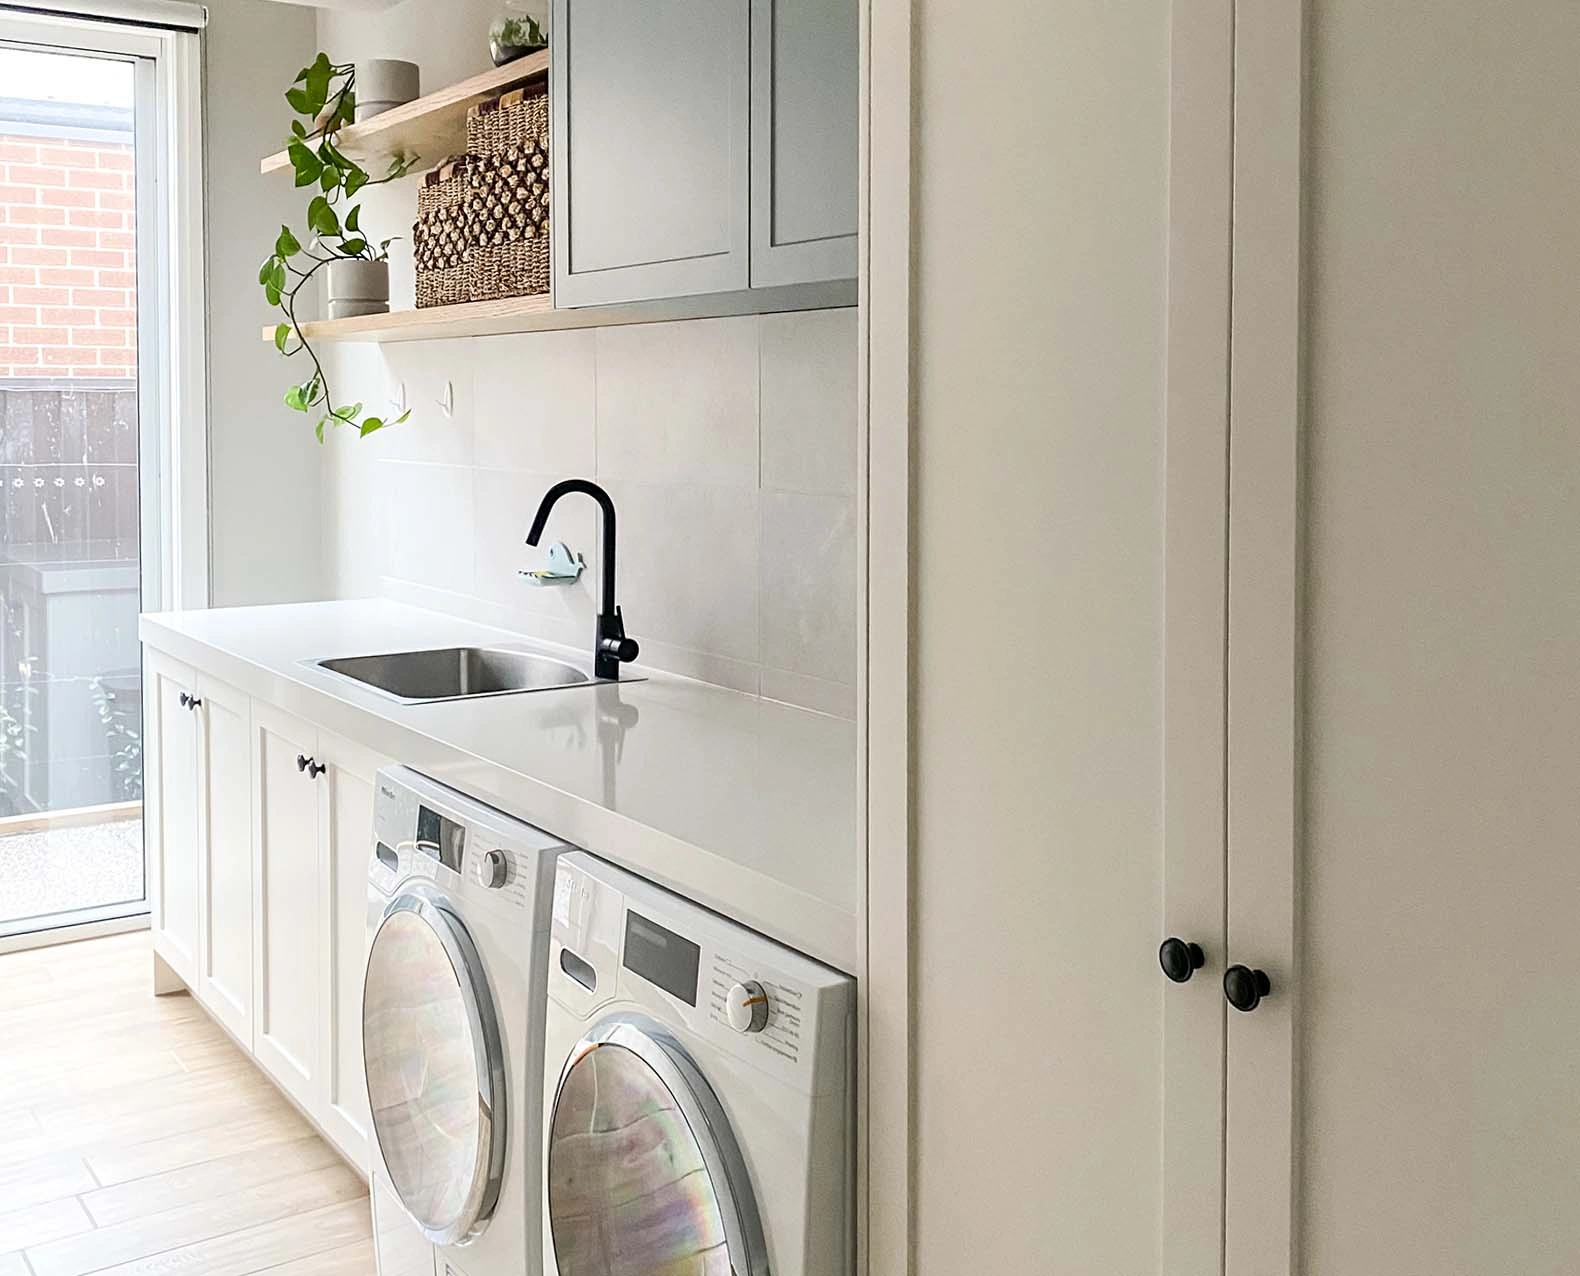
[363,888,506,1246]
[546,1016,768,1276]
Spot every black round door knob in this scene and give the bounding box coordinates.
[1224,965,1272,1013]
[1159,938,1206,984]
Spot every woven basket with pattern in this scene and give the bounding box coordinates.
[413,156,473,309]
[463,85,551,301]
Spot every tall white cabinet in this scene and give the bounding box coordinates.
[1161,2,1580,1273]
[905,0,1580,1271]
[146,655,388,1174]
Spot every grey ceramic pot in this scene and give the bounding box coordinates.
[327,258,390,320]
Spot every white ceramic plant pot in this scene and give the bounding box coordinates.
[327,258,389,320]
[354,59,419,121]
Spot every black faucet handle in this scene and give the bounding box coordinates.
[601,634,640,664]
[598,607,640,665]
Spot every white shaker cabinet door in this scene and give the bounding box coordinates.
[315,729,389,1172]
[749,0,858,285]
[194,673,253,1045]
[1223,4,1580,1273]
[145,651,199,988]
[250,701,322,1110]
[552,0,749,305]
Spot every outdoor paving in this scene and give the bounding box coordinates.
[0,818,143,928]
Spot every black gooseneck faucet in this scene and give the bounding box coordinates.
[526,479,640,681]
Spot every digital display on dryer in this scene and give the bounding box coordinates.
[622,911,701,1006]
[415,805,465,872]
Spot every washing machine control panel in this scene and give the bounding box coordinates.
[550,852,853,1096]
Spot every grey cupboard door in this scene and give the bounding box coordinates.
[552,0,749,307]
[750,0,857,285]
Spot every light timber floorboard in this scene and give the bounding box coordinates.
[0,934,373,1274]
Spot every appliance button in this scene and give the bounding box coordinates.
[481,849,509,889]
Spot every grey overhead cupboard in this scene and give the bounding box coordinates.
[551,0,857,307]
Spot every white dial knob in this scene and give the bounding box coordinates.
[481,849,509,889]
[725,980,770,1034]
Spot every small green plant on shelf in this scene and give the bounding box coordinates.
[261,53,416,441]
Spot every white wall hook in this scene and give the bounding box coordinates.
[389,381,408,415]
[435,381,454,418]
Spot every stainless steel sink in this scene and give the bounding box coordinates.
[315,646,593,703]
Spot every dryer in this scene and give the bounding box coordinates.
[541,852,855,1276]
[364,766,569,1276]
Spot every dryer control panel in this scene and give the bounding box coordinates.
[370,765,568,915]
[550,851,853,1097]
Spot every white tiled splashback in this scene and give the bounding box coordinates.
[319,309,858,718]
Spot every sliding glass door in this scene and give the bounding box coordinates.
[0,8,204,944]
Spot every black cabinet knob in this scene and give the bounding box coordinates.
[178,692,201,710]
[1159,938,1206,984]
[1223,965,1271,1013]
[296,754,326,779]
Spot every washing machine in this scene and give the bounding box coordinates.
[541,851,855,1276]
[364,766,570,1276]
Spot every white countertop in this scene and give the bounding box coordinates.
[140,599,858,971]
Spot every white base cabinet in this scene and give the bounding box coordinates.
[196,672,253,1044]
[251,703,323,1115]
[146,654,388,1174]
[146,651,200,990]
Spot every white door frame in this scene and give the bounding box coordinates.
[859,0,913,1271]
[0,7,209,611]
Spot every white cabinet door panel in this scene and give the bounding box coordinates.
[145,651,198,987]
[251,702,321,1107]
[552,0,749,305]
[317,729,388,1171]
[195,674,252,1044]
[750,0,858,285]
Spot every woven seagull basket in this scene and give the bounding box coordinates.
[464,85,551,302]
[413,156,473,309]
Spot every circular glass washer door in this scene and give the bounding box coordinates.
[363,887,506,1246]
[547,1015,768,1276]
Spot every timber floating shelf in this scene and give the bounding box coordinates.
[259,51,549,176]
[260,281,858,345]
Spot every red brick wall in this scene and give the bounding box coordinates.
[0,133,137,380]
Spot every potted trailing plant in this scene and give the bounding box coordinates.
[490,7,548,66]
[261,53,415,441]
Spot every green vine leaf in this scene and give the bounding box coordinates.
[339,238,367,257]
[273,323,291,353]
[275,225,301,257]
[288,140,322,188]
[344,205,361,233]
[307,195,339,237]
